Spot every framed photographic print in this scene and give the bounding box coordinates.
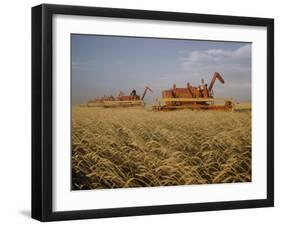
[32,4,274,221]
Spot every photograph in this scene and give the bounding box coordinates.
[30,3,274,221]
[71,34,252,190]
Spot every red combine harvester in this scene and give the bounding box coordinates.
[103,86,152,107]
[153,72,233,111]
[86,86,152,108]
[86,95,114,107]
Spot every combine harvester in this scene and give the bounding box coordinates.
[86,96,114,107]
[85,86,152,108]
[153,72,233,111]
[103,86,152,108]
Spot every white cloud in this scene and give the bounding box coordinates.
[181,44,251,69]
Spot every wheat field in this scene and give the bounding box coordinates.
[72,106,251,190]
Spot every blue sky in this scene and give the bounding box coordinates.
[71,34,251,104]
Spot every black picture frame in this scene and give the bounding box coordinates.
[32,3,274,222]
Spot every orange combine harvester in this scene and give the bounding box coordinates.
[153,72,233,111]
[86,86,152,108]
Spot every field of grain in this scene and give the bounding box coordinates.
[72,106,251,190]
